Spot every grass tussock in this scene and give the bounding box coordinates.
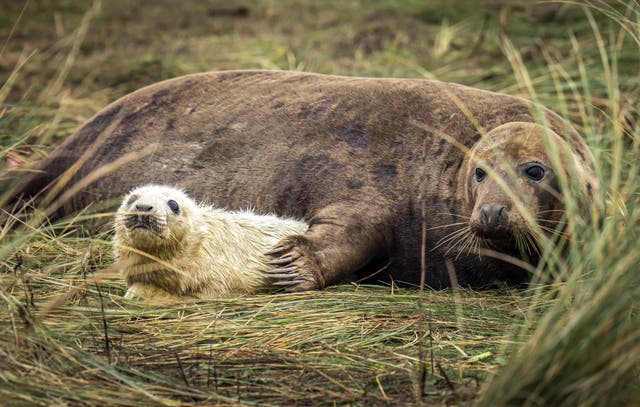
[1,0,639,405]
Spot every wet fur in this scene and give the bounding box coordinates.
[5,70,597,289]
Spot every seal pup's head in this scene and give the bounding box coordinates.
[114,184,200,258]
[459,122,594,257]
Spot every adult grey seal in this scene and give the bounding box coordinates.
[3,70,597,290]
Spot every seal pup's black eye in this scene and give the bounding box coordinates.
[524,164,546,181]
[475,168,487,182]
[167,199,180,214]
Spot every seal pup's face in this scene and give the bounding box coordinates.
[460,122,591,256]
[115,185,198,256]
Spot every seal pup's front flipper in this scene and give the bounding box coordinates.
[265,202,394,291]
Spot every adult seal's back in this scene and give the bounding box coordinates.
[4,70,598,290]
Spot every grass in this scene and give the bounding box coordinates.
[4,286,524,405]
[1,0,639,405]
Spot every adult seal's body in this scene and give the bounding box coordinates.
[114,184,308,301]
[6,70,597,289]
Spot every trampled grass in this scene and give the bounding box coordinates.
[1,1,638,405]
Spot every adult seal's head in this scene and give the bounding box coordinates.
[454,122,596,258]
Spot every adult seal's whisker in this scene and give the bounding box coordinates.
[427,221,468,231]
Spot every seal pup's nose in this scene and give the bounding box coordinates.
[480,203,508,227]
[135,204,153,212]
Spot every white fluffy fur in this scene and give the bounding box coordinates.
[113,184,308,302]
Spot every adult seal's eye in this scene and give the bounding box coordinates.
[525,164,545,181]
[475,168,487,182]
[167,199,180,214]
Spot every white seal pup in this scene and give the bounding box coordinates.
[113,184,308,302]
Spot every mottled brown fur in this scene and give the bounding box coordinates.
[4,70,597,289]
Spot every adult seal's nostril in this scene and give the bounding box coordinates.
[480,204,508,227]
[480,206,489,223]
[135,204,153,212]
[498,206,506,219]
